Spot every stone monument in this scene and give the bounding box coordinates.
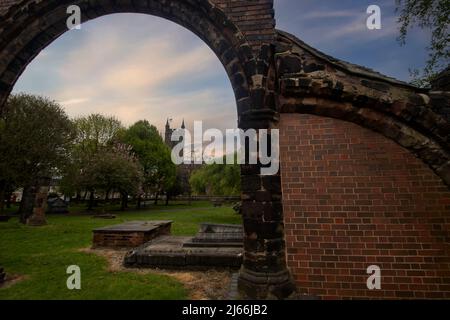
[27,178,51,226]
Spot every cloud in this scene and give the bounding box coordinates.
[13,1,432,129]
[13,14,237,132]
[318,16,398,45]
[302,9,359,20]
[293,8,399,47]
[58,98,90,106]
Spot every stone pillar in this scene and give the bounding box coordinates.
[237,111,296,299]
[26,178,50,226]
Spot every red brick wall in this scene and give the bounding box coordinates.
[213,0,275,50]
[280,113,450,299]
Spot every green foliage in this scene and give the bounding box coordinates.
[0,93,74,194]
[72,114,123,154]
[60,114,130,197]
[408,68,440,88]
[121,120,176,198]
[396,0,449,86]
[78,144,143,197]
[190,160,241,196]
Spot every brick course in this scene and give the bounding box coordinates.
[280,113,450,299]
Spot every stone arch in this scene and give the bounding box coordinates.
[0,0,296,299]
[275,30,450,188]
[0,0,255,113]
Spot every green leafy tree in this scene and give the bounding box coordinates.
[73,114,123,153]
[121,120,176,206]
[79,144,143,211]
[396,0,449,86]
[166,172,185,205]
[190,159,241,196]
[60,114,124,204]
[0,93,74,221]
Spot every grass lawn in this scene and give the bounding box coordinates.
[0,202,242,300]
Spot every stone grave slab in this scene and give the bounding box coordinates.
[124,236,243,269]
[124,223,244,269]
[93,220,172,248]
[183,223,243,248]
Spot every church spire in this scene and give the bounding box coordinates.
[181,119,185,129]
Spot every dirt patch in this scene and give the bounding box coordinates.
[80,248,233,300]
[0,274,28,289]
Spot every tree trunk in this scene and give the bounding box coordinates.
[165,192,170,206]
[0,181,6,214]
[5,190,12,209]
[19,185,36,224]
[75,191,81,204]
[104,189,111,208]
[87,190,95,211]
[136,195,142,210]
[121,193,128,211]
[154,192,159,205]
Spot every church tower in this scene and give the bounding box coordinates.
[164,118,173,148]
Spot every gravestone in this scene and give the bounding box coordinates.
[93,221,173,248]
[27,184,49,226]
[184,223,243,248]
[124,236,243,269]
[124,223,244,268]
[46,197,69,214]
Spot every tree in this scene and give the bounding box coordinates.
[60,114,124,205]
[121,120,176,206]
[396,0,449,86]
[79,144,143,211]
[166,172,185,205]
[0,93,74,221]
[73,114,123,154]
[190,160,241,196]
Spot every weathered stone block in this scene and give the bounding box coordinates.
[92,220,173,248]
[124,234,243,269]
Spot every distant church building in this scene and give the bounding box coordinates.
[164,119,202,196]
[164,118,185,150]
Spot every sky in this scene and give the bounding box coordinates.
[12,0,432,133]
